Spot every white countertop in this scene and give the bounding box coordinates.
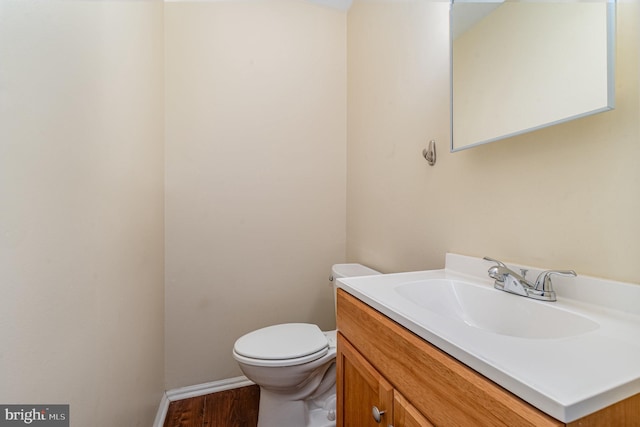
[336,253,640,422]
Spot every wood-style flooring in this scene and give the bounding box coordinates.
[163,385,260,427]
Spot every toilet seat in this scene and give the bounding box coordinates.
[233,323,329,367]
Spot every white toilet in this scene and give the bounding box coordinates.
[232,264,380,427]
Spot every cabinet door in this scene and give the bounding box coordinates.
[337,332,393,427]
[393,392,434,427]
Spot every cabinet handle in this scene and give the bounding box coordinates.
[372,406,386,423]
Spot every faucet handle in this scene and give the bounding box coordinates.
[483,257,509,281]
[483,256,507,267]
[534,270,577,293]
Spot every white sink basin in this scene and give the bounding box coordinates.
[395,279,599,339]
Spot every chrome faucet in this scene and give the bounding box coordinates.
[483,257,576,302]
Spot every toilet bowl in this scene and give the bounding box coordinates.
[232,264,380,427]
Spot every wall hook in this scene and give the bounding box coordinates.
[422,140,436,166]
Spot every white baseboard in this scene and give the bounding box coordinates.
[153,376,255,427]
[152,393,170,427]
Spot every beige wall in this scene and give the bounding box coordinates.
[0,1,165,426]
[2,0,636,415]
[165,0,347,388]
[347,0,640,284]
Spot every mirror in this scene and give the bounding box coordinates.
[450,0,616,152]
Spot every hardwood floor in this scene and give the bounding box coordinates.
[163,385,260,427]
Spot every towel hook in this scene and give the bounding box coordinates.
[422,139,436,166]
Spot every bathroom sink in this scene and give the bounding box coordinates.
[395,279,599,339]
[336,253,640,423]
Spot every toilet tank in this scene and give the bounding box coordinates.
[330,263,380,282]
[329,263,381,309]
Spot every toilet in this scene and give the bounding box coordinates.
[232,264,380,427]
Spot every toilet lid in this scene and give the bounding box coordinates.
[234,323,329,361]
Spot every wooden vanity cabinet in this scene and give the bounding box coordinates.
[337,334,393,426]
[335,289,640,427]
[337,332,433,427]
[393,392,434,427]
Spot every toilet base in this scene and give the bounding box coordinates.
[257,386,336,427]
[306,387,337,427]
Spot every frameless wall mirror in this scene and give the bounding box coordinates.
[450,0,616,152]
